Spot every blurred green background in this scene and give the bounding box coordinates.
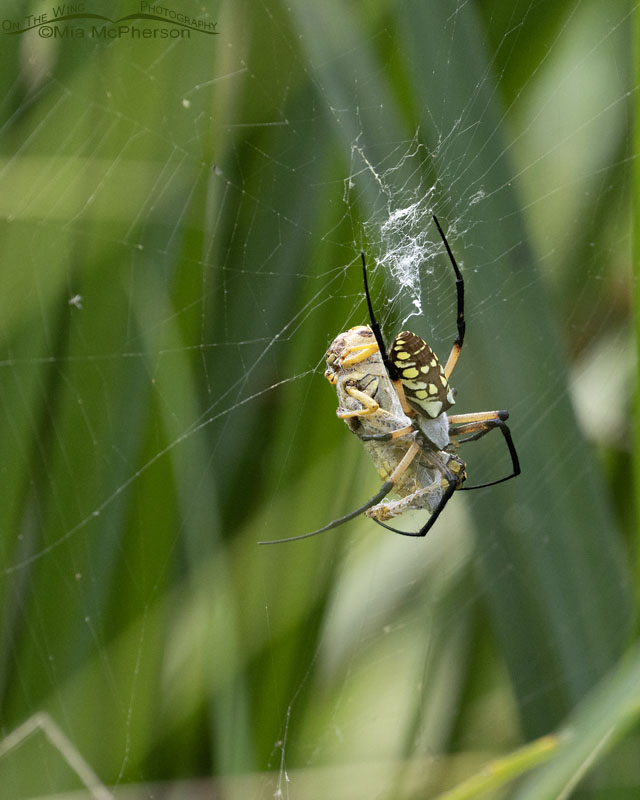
[0,0,637,798]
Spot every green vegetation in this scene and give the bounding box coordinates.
[0,1,636,797]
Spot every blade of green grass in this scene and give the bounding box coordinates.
[282,0,634,744]
[514,640,640,799]
[634,0,640,609]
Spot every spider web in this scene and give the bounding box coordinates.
[0,0,635,797]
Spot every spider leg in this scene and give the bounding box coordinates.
[371,470,459,538]
[361,253,421,417]
[432,215,465,380]
[449,411,520,489]
[258,441,422,544]
[366,476,447,520]
[361,252,400,381]
[358,424,415,442]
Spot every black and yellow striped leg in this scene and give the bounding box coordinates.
[258,442,422,544]
[361,252,400,382]
[370,461,462,538]
[359,425,416,442]
[432,215,465,380]
[449,411,520,489]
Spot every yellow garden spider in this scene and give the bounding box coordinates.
[259,215,520,545]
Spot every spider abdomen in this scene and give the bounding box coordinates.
[391,331,455,419]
